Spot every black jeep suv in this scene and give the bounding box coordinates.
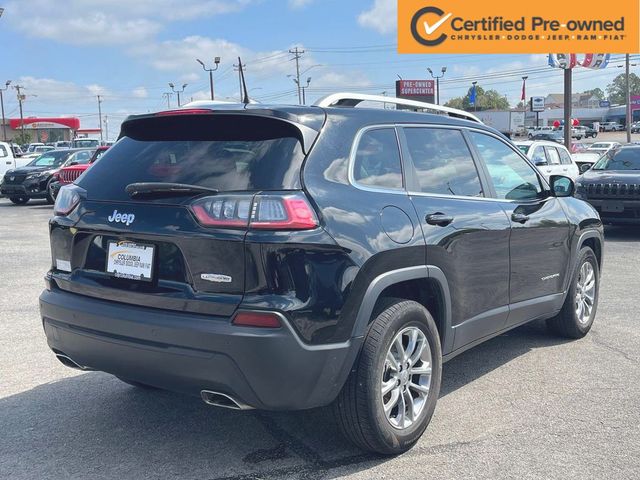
[575,145,640,224]
[40,96,603,454]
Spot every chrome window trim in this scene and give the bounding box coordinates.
[348,124,407,195]
[347,122,552,204]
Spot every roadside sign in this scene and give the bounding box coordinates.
[530,96,545,112]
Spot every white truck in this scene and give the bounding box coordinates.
[476,110,526,138]
[0,141,33,182]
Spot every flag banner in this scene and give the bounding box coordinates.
[580,53,611,69]
[548,54,578,69]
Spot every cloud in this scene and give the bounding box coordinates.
[4,0,252,45]
[132,87,148,98]
[358,0,397,34]
[289,0,313,8]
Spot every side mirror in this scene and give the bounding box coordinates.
[579,163,591,173]
[68,161,78,166]
[550,175,575,197]
[534,159,548,166]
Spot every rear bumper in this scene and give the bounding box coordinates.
[39,287,361,410]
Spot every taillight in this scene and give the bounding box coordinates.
[191,192,318,230]
[155,109,212,116]
[232,311,282,328]
[54,185,83,216]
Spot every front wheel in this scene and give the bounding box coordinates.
[46,179,56,204]
[333,300,442,454]
[9,196,29,205]
[547,247,599,338]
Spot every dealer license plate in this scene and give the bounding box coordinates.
[106,241,154,282]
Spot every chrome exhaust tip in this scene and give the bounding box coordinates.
[55,353,91,371]
[200,390,253,410]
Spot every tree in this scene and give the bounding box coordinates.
[13,131,31,146]
[582,88,605,100]
[444,86,510,111]
[606,73,640,105]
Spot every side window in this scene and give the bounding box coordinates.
[544,146,561,165]
[353,128,403,190]
[531,147,547,164]
[558,148,573,165]
[0,145,7,158]
[469,132,543,201]
[403,128,483,197]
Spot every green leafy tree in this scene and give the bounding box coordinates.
[582,88,605,100]
[13,131,32,146]
[445,86,510,111]
[606,73,640,104]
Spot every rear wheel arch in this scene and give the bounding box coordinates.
[352,265,453,355]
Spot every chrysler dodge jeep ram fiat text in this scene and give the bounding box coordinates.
[40,94,603,454]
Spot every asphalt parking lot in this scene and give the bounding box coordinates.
[1,198,639,480]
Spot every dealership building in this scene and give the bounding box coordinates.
[0,117,93,144]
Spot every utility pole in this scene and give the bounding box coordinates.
[626,53,632,144]
[197,57,221,100]
[563,69,572,149]
[427,66,447,105]
[289,47,305,104]
[96,95,103,143]
[13,85,25,140]
[169,83,187,107]
[233,61,247,101]
[0,80,10,142]
[162,92,173,108]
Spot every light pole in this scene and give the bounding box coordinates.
[301,77,311,105]
[427,66,447,105]
[471,81,478,112]
[169,83,188,107]
[0,80,11,142]
[197,57,221,100]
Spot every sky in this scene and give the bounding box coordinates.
[0,0,635,140]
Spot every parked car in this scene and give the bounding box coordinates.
[583,126,598,138]
[54,141,71,149]
[26,142,45,153]
[41,94,603,455]
[0,141,33,181]
[71,138,100,148]
[49,146,110,199]
[1,148,94,204]
[600,122,623,132]
[20,145,56,162]
[571,142,589,153]
[587,142,621,155]
[555,126,583,140]
[516,140,580,181]
[527,126,554,139]
[575,145,640,224]
[573,152,603,173]
[532,130,564,143]
[630,122,640,133]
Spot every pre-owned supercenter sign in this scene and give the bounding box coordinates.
[398,0,639,53]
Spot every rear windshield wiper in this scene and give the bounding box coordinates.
[125,182,219,199]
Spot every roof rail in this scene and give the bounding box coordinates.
[314,92,481,123]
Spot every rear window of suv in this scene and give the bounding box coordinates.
[78,114,307,201]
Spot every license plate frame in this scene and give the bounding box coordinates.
[106,240,155,282]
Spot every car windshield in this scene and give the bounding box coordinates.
[593,149,640,170]
[27,151,71,167]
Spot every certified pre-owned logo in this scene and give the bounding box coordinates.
[411,6,452,46]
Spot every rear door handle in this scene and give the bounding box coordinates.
[511,213,530,224]
[5,161,11,165]
[426,213,454,226]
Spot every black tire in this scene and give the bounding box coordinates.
[46,179,56,204]
[115,376,159,390]
[9,196,29,205]
[547,247,599,339]
[333,300,442,454]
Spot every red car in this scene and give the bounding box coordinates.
[51,146,109,199]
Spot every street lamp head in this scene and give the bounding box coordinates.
[169,82,175,88]
[442,66,447,73]
[0,8,4,17]
[5,80,11,87]
[522,76,528,80]
[196,58,205,67]
[214,56,221,64]
[306,77,312,85]
[182,84,188,89]
[427,67,433,75]
[472,81,477,85]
